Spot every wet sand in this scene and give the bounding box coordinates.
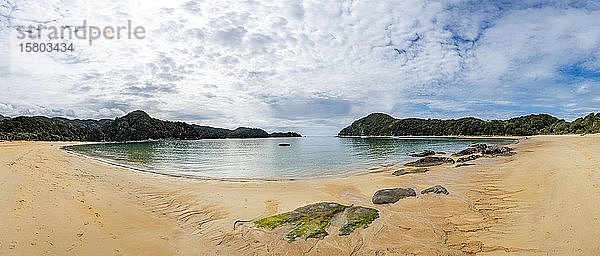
[1,135,599,255]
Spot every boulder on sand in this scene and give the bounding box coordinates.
[456,154,481,163]
[372,188,416,204]
[254,202,346,240]
[255,202,379,241]
[453,144,515,157]
[421,185,449,195]
[482,145,514,156]
[405,157,455,167]
[452,147,481,156]
[392,168,429,176]
[339,206,379,236]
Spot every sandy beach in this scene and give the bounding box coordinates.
[1,135,599,255]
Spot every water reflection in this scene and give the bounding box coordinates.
[343,138,402,159]
[65,137,515,179]
[120,141,159,164]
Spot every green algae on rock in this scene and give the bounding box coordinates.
[254,211,301,229]
[254,202,379,241]
[339,206,379,236]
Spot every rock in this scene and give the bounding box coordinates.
[455,163,476,167]
[452,147,481,157]
[421,185,449,195]
[372,188,416,204]
[453,144,515,157]
[405,157,455,167]
[409,150,436,157]
[255,202,379,241]
[339,206,379,236]
[482,146,514,156]
[278,143,291,146]
[456,154,481,163]
[255,202,346,240]
[392,168,429,176]
[469,143,488,150]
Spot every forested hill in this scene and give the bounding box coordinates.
[0,110,301,141]
[338,112,600,136]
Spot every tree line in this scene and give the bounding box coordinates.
[338,112,600,136]
[0,110,301,141]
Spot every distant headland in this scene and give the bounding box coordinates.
[0,110,301,141]
[339,112,600,137]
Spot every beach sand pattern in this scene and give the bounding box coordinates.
[1,135,599,255]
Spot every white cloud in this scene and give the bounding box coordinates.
[466,7,600,84]
[1,0,599,134]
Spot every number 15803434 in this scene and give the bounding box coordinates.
[19,42,74,52]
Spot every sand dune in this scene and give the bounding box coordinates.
[1,135,599,255]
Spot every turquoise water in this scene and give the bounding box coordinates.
[64,137,515,179]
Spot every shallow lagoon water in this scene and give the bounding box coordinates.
[65,137,515,179]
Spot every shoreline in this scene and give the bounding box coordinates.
[1,135,599,255]
[57,136,519,182]
[336,135,523,140]
[60,143,376,182]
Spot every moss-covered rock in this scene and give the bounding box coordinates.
[287,219,330,240]
[255,211,301,229]
[254,202,379,241]
[339,206,379,236]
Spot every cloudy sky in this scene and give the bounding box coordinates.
[1,0,599,135]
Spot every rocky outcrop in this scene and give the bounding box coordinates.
[254,202,379,241]
[456,154,482,163]
[409,150,436,157]
[452,147,480,156]
[405,157,455,167]
[392,168,429,176]
[421,185,449,195]
[482,145,515,156]
[372,188,416,204]
[339,206,380,236]
[468,143,489,150]
[453,144,515,157]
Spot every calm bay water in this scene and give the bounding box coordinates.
[64,137,515,179]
